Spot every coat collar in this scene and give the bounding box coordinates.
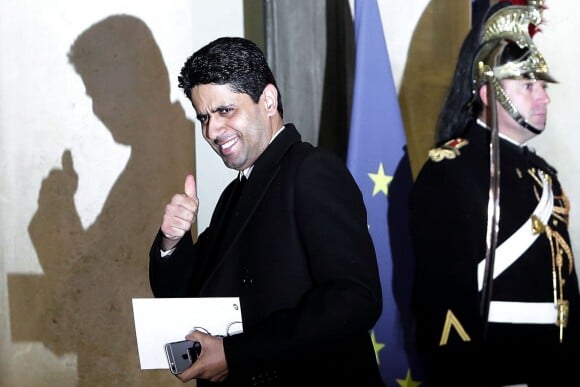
[206,124,302,276]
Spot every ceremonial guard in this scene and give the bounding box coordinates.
[410,1,580,385]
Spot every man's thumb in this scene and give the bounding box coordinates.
[184,175,196,198]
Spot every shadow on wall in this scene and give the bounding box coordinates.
[8,15,194,386]
[398,0,470,177]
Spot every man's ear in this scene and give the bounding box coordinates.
[262,84,278,114]
[479,84,489,106]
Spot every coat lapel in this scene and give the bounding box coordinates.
[210,125,302,269]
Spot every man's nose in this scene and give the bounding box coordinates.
[535,84,550,104]
[206,115,225,138]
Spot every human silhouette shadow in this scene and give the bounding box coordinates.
[398,0,469,177]
[9,15,194,386]
[388,146,426,382]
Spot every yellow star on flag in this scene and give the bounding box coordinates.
[396,369,421,387]
[368,162,393,196]
[370,329,385,364]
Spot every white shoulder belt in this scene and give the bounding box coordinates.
[477,172,555,323]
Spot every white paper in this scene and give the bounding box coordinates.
[132,297,243,369]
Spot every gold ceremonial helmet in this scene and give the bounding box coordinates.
[472,0,556,133]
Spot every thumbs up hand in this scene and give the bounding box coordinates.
[184,174,196,199]
[160,174,199,250]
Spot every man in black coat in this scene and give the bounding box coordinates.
[149,37,384,386]
[410,2,580,386]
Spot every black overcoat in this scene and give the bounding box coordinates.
[150,124,384,386]
[410,121,580,386]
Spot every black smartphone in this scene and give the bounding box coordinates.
[164,340,201,375]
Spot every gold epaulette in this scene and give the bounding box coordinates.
[428,138,469,162]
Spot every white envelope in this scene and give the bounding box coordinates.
[132,297,243,369]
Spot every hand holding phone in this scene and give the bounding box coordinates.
[164,340,202,375]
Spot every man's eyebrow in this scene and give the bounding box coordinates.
[211,104,234,112]
[196,104,234,121]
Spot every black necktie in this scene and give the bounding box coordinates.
[231,174,247,209]
[238,174,247,194]
[206,174,248,268]
[196,175,248,287]
[219,175,247,236]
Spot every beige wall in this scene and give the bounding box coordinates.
[0,1,242,386]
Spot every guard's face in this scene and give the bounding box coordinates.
[498,78,551,142]
[190,83,271,171]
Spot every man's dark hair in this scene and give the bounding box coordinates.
[178,37,283,118]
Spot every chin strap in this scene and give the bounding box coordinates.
[492,76,543,135]
[516,115,543,134]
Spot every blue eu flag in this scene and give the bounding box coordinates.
[347,0,424,385]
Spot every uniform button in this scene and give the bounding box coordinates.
[242,269,254,287]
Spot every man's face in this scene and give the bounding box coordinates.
[497,78,551,143]
[190,83,272,171]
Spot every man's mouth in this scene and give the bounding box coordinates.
[219,136,239,155]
